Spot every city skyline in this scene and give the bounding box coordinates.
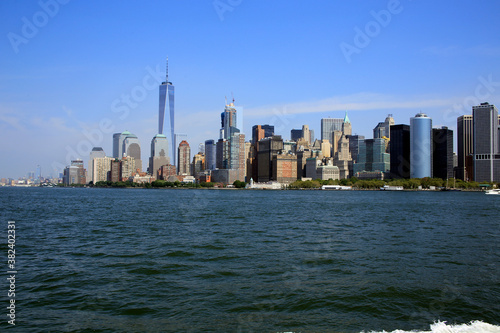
[2,1,500,178]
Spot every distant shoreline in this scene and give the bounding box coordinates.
[0,185,486,192]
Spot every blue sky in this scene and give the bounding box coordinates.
[1,0,500,179]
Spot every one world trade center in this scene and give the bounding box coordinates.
[158,58,175,165]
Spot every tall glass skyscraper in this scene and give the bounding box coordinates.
[158,58,175,165]
[457,115,473,181]
[205,140,216,170]
[473,102,499,182]
[410,113,432,178]
[321,118,344,142]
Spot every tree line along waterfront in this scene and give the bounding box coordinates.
[51,177,494,190]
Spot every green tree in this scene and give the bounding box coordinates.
[233,180,247,188]
[152,180,166,188]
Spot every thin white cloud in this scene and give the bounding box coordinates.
[0,108,26,131]
[244,93,455,118]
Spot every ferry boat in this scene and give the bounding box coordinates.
[485,189,500,195]
[321,185,352,190]
[380,185,404,191]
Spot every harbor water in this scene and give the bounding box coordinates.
[0,187,499,332]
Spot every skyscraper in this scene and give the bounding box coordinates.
[177,140,191,175]
[113,132,127,158]
[390,124,410,178]
[321,118,344,142]
[290,129,302,142]
[89,147,106,184]
[230,132,246,181]
[149,134,170,178]
[122,132,142,172]
[221,101,238,140]
[457,115,473,181]
[410,113,432,178]
[92,156,113,183]
[204,140,216,170]
[63,159,86,185]
[432,127,454,180]
[473,102,500,182]
[347,135,365,163]
[342,112,352,136]
[158,58,175,165]
[373,114,395,139]
[353,138,390,175]
[252,125,274,144]
[302,125,310,146]
[216,139,230,169]
[192,153,205,176]
[257,135,283,182]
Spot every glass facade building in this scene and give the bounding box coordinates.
[204,140,216,170]
[473,103,500,182]
[390,124,410,178]
[353,138,390,174]
[410,113,432,178]
[432,127,454,180]
[158,59,175,166]
[457,115,473,181]
[321,118,343,142]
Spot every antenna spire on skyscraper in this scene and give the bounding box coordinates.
[166,56,169,83]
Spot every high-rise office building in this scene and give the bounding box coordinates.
[290,129,302,142]
[410,113,432,178]
[252,125,274,144]
[120,156,136,180]
[342,112,352,136]
[330,112,352,179]
[302,125,311,146]
[257,135,283,182]
[473,102,500,182]
[457,115,473,181]
[220,100,240,140]
[92,156,113,183]
[321,118,344,142]
[122,132,142,172]
[113,131,141,171]
[432,127,454,180]
[390,124,410,178]
[89,147,105,184]
[321,140,332,158]
[204,140,216,170]
[216,139,230,169]
[113,131,127,158]
[347,135,365,163]
[373,114,395,139]
[63,159,86,185]
[177,140,191,175]
[110,158,121,182]
[158,58,175,165]
[149,134,170,178]
[273,154,298,184]
[353,138,390,175]
[230,133,246,181]
[192,153,205,176]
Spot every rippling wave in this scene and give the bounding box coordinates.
[0,187,499,332]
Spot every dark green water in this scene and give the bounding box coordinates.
[0,187,499,332]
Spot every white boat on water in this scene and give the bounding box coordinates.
[380,185,404,191]
[321,185,352,190]
[485,189,500,195]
